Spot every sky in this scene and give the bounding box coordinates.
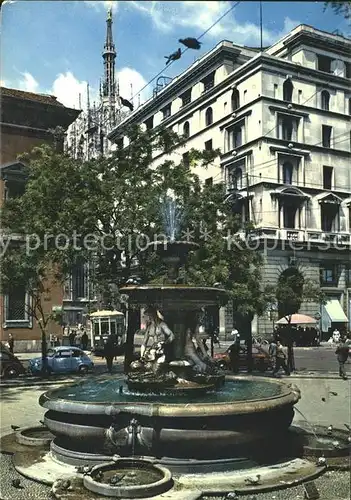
[1,1,349,110]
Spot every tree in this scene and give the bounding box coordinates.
[273,268,326,372]
[1,126,270,372]
[324,1,351,20]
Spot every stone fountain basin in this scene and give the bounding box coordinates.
[119,285,228,309]
[83,458,173,498]
[39,376,301,460]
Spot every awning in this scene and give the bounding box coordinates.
[323,299,348,323]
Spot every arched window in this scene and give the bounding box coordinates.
[321,90,330,111]
[183,121,190,138]
[231,89,240,111]
[205,107,213,126]
[283,162,293,185]
[283,79,293,102]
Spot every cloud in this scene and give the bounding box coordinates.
[116,67,149,106]
[50,71,97,110]
[127,1,300,46]
[18,72,39,93]
[84,1,118,13]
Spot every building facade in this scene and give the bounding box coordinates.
[108,25,351,338]
[0,87,80,351]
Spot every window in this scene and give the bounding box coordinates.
[345,265,351,287]
[323,166,333,189]
[183,121,190,138]
[321,90,330,111]
[345,62,351,79]
[282,162,293,184]
[181,89,192,107]
[279,115,298,141]
[202,73,214,93]
[320,265,337,286]
[322,125,332,148]
[161,104,171,120]
[182,152,189,167]
[283,202,298,229]
[231,89,240,111]
[283,79,293,102]
[229,167,243,190]
[321,203,339,232]
[227,121,244,151]
[317,55,332,73]
[116,137,124,150]
[6,286,27,321]
[205,177,213,187]
[205,107,213,126]
[205,139,213,151]
[348,98,351,115]
[72,261,88,300]
[144,116,154,130]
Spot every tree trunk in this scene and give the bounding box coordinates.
[41,329,49,377]
[286,320,295,373]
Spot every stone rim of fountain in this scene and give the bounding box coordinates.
[14,425,54,447]
[39,376,301,417]
[83,458,173,498]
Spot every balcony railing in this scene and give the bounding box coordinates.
[249,228,351,244]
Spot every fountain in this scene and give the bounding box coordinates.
[2,193,350,498]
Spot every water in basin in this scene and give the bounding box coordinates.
[50,376,283,404]
[101,467,163,486]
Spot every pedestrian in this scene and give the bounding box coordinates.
[273,340,290,376]
[332,328,340,343]
[68,330,75,346]
[228,339,240,373]
[335,335,349,380]
[8,333,14,353]
[268,336,277,370]
[231,326,240,343]
[81,331,89,351]
[49,333,55,348]
[104,334,117,374]
[213,328,221,348]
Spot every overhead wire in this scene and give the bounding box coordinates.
[128,1,241,105]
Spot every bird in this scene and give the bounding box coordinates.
[120,97,134,111]
[95,470,104,482]
[226,492,239,499]
[244,474,261,485]
[321,397,326,402]
[76,464,93,475]
[179,37,202,50]
[39,420,45,425]
[329,391,338,396]
[317,456,327,466]
[109,473,125,485]
[11,425,20,431]
[164,48,181,65]
[11,478,24,489]
[112,454,120,462]
[327,425,333,435]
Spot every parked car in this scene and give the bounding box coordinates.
[213,344,272,372]
[28,347,94,375]
[0,342,26,378]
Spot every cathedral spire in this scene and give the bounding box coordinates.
[102,6,116,100]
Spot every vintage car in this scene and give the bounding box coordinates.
[29,347,94,375]
[213,344,272,372]
[0,342,26,378]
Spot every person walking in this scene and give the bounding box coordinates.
[228,339,240,373]
[273,340,290,376]
[68,330,75,346]
[231,327,239,343]
[104,334,117,374]
[8,334,14,353]
[335,335,349,380]
[81,331,89,351]
[268,336,277,371]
